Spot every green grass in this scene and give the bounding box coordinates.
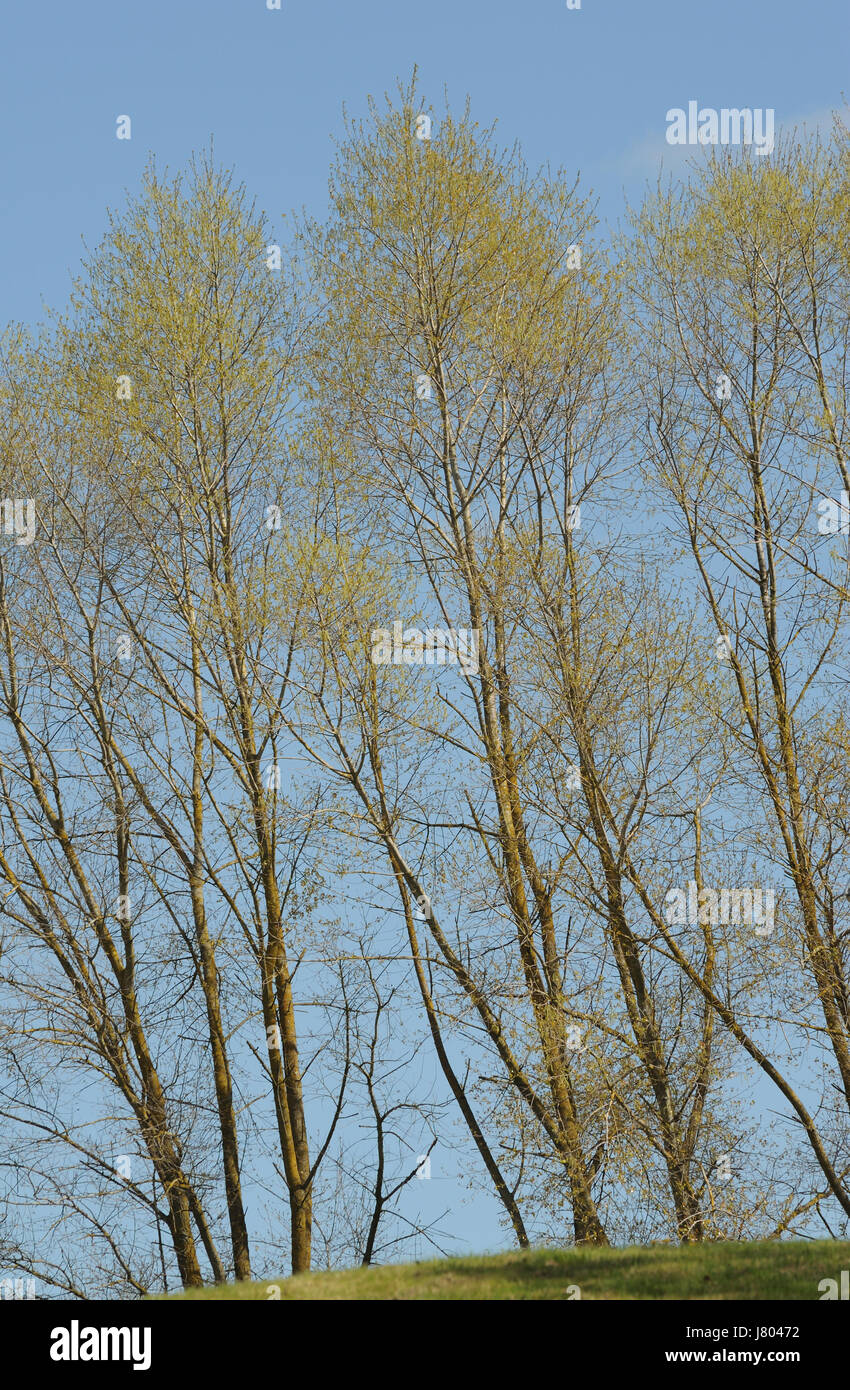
[157,1238,850,1301]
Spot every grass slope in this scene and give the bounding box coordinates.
[159,1239,850,1301]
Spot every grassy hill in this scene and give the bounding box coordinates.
[158,1238,850,1300]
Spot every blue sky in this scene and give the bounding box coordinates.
[2,0,847,329]
[2,0,848,1273]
